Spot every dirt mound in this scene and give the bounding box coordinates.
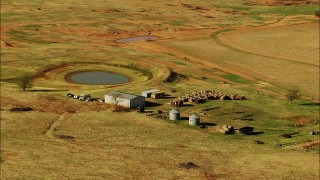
[1,41,13,47]
[164,69,188,83]
[287,116,312,127]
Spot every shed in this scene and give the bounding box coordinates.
[105,91,145,108]
[169,109,180,120]
[142,89,161,98]
[151,91,165,99]
[189,114,200,126]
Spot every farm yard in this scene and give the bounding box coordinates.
[1,0,319,179]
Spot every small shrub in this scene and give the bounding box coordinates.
[286,89,300,103]
[15,73,35,91]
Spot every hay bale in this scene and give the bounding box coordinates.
[218,125,234,134]
[222,95,231,100]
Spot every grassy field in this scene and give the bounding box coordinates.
[161,22,319,99]
[1,0,319,179]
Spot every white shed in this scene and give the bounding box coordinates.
[105,91,145,108]
[141,89,161,97]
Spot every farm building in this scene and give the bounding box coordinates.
[105,91,145,108]
[142,89,161,97]
[151,91,165,99]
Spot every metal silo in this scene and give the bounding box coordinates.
[189,114,200,126]
[169,109,180,120]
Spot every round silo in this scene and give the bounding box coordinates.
[169,109,180,120]
[189,114,200,126]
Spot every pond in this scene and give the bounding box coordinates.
[67,71,129,85]
[115,36,158,43]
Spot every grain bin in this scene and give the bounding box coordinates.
[189,114,200,126]
[169,109,180,120]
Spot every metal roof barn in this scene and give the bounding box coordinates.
[105,91,145,108]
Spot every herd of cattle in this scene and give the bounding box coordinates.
[172,90,246,107]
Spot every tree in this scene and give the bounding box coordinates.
[111,93,123,111]
[286,89,300,104]
[15,73,34,91]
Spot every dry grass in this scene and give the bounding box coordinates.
[220,23,319,66]
[1,111,319,179]
[1,0,319,179]
[162,23,319,99]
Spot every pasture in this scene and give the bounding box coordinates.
[161,22,319,99]
[1,0,319,179]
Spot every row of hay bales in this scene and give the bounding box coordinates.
[174,90,246,105]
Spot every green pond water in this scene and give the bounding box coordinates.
[68,71,129,85]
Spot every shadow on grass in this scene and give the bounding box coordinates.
[300,103,320,106]
[233,114,254,121]
[203,107,220,111]
[30,89,66,92]
[179,117,189,120]
[199,122,217,126]
[163,94,176,99]
[183,104,194,107]
[232,111,245,114]
[145,101,162,107]
[246,131,264,135]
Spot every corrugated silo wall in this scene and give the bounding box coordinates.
[169,112,180,120]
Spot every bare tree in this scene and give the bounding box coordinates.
[15,73,34,91]
[286,89,300,104]
[111,93,123,111]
